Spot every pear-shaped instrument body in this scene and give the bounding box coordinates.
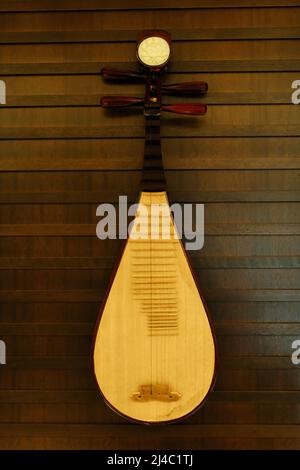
[93,191,216,424]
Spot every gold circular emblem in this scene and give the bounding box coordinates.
[137,36,170,67]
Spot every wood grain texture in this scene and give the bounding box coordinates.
[3,73,300,107]
[1,59,300,74]
[0,1,299,11]
[0,0,299,449]
[1,8,299,34]
[1,141,300,170]
[1,105,300,139]
[1,28,300,44]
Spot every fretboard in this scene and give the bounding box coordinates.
[140,114,166,192]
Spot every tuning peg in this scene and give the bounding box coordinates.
[101,67,146,81]
[100,95,144,108]
[100,95,207,115]
[162,81,208,95]
[161,103,207,115]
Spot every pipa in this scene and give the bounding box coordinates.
[93,30,216,424]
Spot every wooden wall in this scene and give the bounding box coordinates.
[0,0,300,450]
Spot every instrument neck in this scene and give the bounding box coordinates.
[140,114,166,192]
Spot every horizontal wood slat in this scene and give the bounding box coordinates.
[1,59,300,75]
[0,437,299,450]
[0,289,299,302]
[0,437,298,450]
[0,105,299,139]
[2,123,300,138]
[0,322,299,336]
[0,301,300,322]
[1,190,300,203]
[0,267,299,290]
[1,140,300,170]
[1,28,300,44]
[1,369,299,391]
[2,356,294,371]
[2,40,298,63]
[4,333,297,355]
[0,224,299,236]
[0,402,300,424]
[0,423,299,439]
[1,8,299,33]
[0,256,299,269]
[0,200,299,221]
[3,72,300,107]
[0,355,293,370]
[1,237,299,264]
[0,390,298,404]
[0,235,299,257]
[0,171,299,194]
[0,1,299,11]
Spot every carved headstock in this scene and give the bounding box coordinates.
[100,30,207,117]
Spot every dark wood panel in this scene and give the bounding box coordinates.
[0,0,298,11]
[1,368,299,391]
[1,8,299,34]
[0,201,299,223]
[1,322,300,336]
[2,169,299,201]
[5,357,91,370]
[1,223,299,236]
[4,72,299,106]
[1,27,300,44]
[2,40,298,63]
[1,140,300,170]
[211,302,300,322]
[220,356,294,369]
[2,190,300,203]
[0,369,95,389]
[0,289,299,302]
[0,268,299,290]
[0,105,299,139]
[1,390,298,404]
[0,303,101,323]
[0,255,299,269]
[3,170,299,200]
[4,356,295,371]
[1,59,300,74]
[0,436,299,450]
[1,235,299,257]
[0,402,299,424]
[1,123,300,138]
[0,423,300,439]
[216,370,300,391]
[0,301,300,323]
[1,170,295,192]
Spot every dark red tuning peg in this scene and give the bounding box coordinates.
[100,95,144,108]
[101,97,207,115]
[161,103,207,115]
[101,67,146,81]
[162,81,208,95]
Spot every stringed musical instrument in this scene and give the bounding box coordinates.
[93,30,216,424]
